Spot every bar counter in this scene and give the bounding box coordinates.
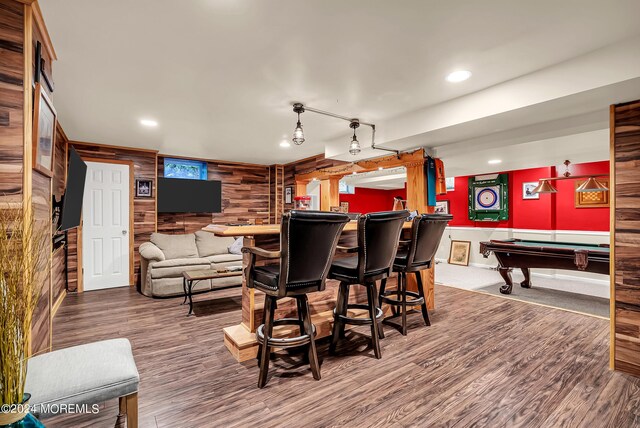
[203,221,433,362]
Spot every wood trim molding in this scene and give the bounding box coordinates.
[79,157,136,288]
[609,104,616,370]
[23,3,33,211]
[158,153,268,169]
[31,1,57,60]
[295,149,425,182]
[70,140,159,154]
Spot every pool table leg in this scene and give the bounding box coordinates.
[520,268,532,288]
[498,267,513,294]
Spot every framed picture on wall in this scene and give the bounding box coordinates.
[32,83,56,178]
[435,200,449,214]
[135,179,153,198]
[522,182,540,200]
[575,179,609,208]
[340,201,349,213]
[445,177,455,191]
[448,240,471,266]
[285,186,293,204]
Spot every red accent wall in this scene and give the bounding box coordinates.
[436,161,609,231]
[340,187,406,214]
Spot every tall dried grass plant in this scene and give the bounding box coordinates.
[0,206,49,406]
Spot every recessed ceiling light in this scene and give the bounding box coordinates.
[446,70,472,83]
[279,140,291,148]
[488,159,502,164]
[140,119,158,127]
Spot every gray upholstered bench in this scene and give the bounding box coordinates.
[25,338,139,427]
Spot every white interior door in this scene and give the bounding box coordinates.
[82,161,130,291]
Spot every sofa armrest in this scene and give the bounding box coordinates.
[139,242,165,262]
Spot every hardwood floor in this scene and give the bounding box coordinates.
[47,284,640,428]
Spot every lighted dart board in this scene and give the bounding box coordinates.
[468,174,509,221]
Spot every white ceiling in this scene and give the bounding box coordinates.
[41,0,640,166]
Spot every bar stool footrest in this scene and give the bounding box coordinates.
[380,290,424,306]
[334,304,383,326]
[256,318,317,348]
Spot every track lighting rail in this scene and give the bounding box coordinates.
[292,103,400,157]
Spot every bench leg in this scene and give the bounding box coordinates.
[117,392,138,428]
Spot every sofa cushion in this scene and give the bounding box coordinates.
[151,233,199,259]
[149,277,211,297]
[151,258,211,279]
[195,231,235,257]
[205,254,243,264]
[152,257,211,269]
[25,339,139,418]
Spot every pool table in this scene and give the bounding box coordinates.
[479,239,610,294]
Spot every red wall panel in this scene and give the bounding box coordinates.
[435,161,609,232]
[339,187,406,214]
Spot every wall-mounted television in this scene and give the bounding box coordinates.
[163,158,207,180]
[157,178,222,213]
[58,147,87,231]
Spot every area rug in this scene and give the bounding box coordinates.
[476,283,609,318]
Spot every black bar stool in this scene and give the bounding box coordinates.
[243,210,349,388]
[379,214,452,335]
[329,210,408,359]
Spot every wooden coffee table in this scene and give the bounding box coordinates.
[182,269,242,316]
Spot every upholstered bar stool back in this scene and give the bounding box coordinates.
[380,213,452,335]
[329,210,409,359]
[243,210,350,388]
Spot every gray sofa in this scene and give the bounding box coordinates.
[139,231,243,297]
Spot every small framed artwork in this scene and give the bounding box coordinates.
[135,179,153,198]
[445,177,455,191]
[340,201,350,213]
[435,200,449,214]
[448,240,471,266]
[330,206,340,212]
[522,182,540,200]
[575,179,609,208]
[32,83,57,178]
[285,186,293,204]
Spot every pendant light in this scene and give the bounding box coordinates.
[576,177,609,192]
[292,103,305,145]
[348,120,361,155]
[532,179,558,194]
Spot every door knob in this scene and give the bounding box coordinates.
[122,230,127,235]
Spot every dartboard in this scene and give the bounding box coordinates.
[475,186,500,210]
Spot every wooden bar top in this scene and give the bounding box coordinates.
[203,220,413,237]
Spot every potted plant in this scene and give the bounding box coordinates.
[0,206,48,427]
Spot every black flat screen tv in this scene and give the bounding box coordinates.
[58,147,87,231]
[157,177,222,213]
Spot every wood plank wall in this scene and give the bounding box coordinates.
[612,100,640,376]
[66,142,157,289]
[268,165,284,224]
[283,153,347,211]
[157,156,270,233]
[29,3,56,354]
[0,0,24,204]
[0,0,58,354]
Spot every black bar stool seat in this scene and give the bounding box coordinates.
[329,210,408,359]
[244,210,350,388]
[379,214,452,335]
